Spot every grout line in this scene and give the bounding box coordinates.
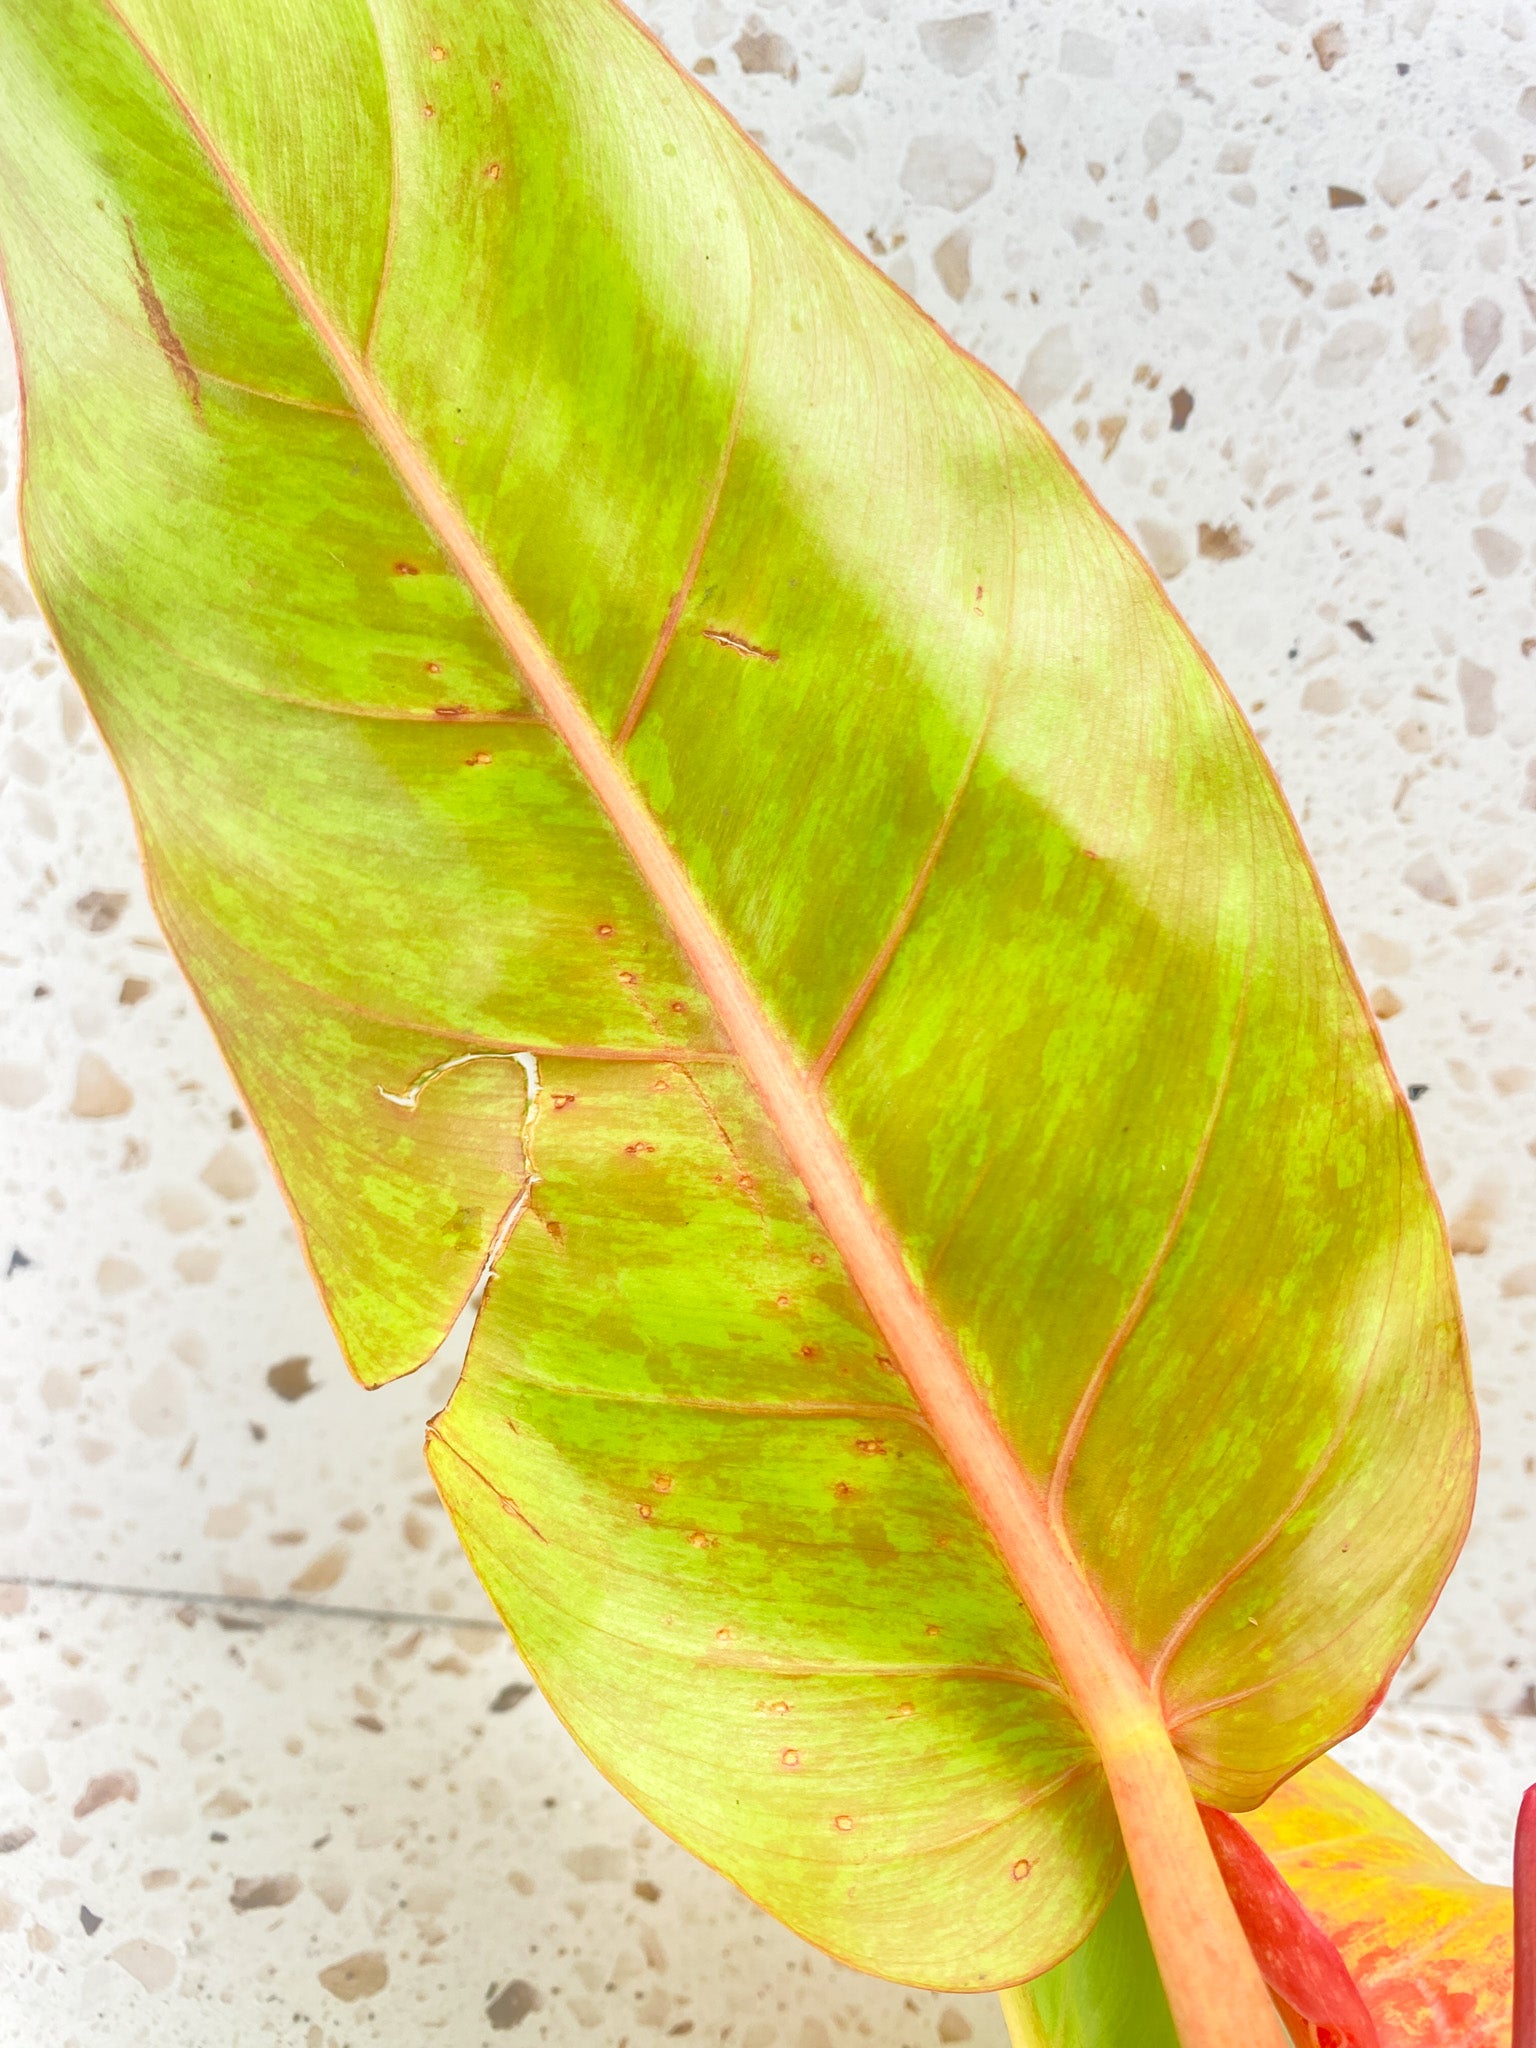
[0,1573,504,1632]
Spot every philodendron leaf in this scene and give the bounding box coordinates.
[1242,1757,1513,2048]
[0,0,1475,2021]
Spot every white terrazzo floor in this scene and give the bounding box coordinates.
[3,0,1536,2040]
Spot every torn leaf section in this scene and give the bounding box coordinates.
[425,1056,1109,1985]
[167,905,535,1388]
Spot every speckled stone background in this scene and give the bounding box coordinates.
[2,1,1535,2041]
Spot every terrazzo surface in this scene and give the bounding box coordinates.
[3,0,1535,2039]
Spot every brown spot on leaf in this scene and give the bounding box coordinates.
[551,1093,577,1111]
[465,751,492,767]
[126,223,201,418]
[394,560,420,575]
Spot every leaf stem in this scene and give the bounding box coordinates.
[997,1986,1051,2047]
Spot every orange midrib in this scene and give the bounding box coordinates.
[95,10,1288,2039]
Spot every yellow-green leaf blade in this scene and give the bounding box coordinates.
[0,0,1475,1998]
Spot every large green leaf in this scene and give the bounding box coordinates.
[0,0,1474,2013]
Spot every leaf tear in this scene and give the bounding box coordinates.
[700,627,779,662]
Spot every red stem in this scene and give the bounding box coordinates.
[1514,1784,1536,2048]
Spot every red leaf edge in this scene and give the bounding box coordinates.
[1514,1783,1536,2048]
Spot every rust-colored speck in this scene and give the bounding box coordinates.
[551,1093,576,1112]
[688,1530,717,1549]
[715,1627,732,1643]
[763,1700,791,1716]
[924,1624,941,1637]
[738,1175,756,1192]
[425,661,443,675]
[833,1815,854,1833]
[798,1344,820,1360]
[430,42,447,59]
[854,1438,886,1456]
[394,560,421,575]
[832,1481,853,1499]
[422,102,436,118]
[775,1295,791,1309]
[701,627,780,663]
[484,162,502,181]
[895,1703,914,1717]
[809,1253,827,1269]
[653,1474,673,1494]
[432,703,468,719]
[670,1000,688,1014]
[490,78,503,92]
[618,970,638,985]
[625,1141,656,1156]
[465,751,492,767]
[595,923,615,939]
[781,1749,800,1768]
[636,1503,653,1520]
[125,221,202,419]
[1011,1858,1032,1882]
